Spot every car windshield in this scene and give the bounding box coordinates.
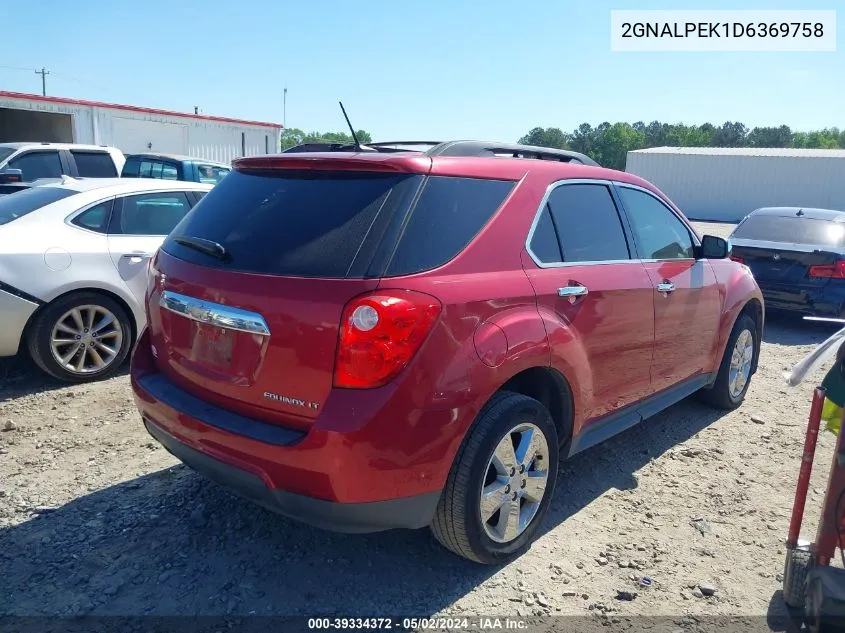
[0,147,16,165]
[732,215,845,247]
[0,186,80,226]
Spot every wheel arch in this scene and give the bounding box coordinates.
[22,286,140,349]
[496,366,575,452]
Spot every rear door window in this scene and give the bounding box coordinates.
[70,151,118,177]
[8,151,63,182]
[732,215,845,247]
[110,191,193,236]
[163,169,422,278]
[385,176,514,276]
[540,183,631,263]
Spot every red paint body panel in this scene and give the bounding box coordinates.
[642,259,723,391]
[523,259,655,426]
[131,150,765,526]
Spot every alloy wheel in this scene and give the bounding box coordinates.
[479,423,550,543]
[49,304,124,375]
[728,328,754,398]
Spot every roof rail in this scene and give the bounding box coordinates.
[425,141,599,166]
[280,139,600,166]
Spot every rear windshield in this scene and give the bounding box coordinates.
[163,169,421,278]
[0,186,79,226]
[0,147,15,164]
[732,215,845,247]
[162,169,514,278]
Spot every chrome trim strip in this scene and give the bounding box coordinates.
[523,178,702,269]
[159,291,271,336]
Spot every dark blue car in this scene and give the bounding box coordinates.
[729,206,845,317]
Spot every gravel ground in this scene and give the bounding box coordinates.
[0,222,841,622]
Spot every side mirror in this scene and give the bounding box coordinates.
[0,168,23,184]
[700,234,729,259]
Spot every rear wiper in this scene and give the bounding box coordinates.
[173,236,228,261]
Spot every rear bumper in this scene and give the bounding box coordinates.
[130,328,453,533]
[144,417,440,533]
[758,282,845,318]
[0,288,38,357]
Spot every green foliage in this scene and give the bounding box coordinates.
[281,127,373,150]
[516,121,845,170]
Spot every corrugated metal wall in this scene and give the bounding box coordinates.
[0,95,281,165]
[626,152,845,222]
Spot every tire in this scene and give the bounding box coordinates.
[430,391,560,565]
[27,291,133,383]
[698,313,757,410]
[783,547,812,609]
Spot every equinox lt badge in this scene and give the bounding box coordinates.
[263,391,320,410]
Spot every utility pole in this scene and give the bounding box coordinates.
[283,86,287,129]
[35,67,50,96]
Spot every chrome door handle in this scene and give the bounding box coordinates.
[558,285,589,298]
[656,282,676,294]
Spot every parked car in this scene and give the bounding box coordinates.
[130,140,764,564]
[729,207,845,317]
[0,177,212,382]
[120,153,230,184]
[0,142,125,183]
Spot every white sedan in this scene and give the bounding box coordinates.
[0,177,213,382]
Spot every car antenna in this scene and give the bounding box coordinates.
[339,101,364,152]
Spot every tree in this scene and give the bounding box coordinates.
[281,128,372,150]
[516,119,843,168]
[711,121,748,147]
[747,125,793,148]
[518,127,570,149]
[596,123,646,170]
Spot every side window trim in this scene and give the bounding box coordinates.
[524,178,637,268]
[65,197,116,234]
[612,182,700,262]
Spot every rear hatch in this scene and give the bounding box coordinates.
[147,156,432,427]
[730,214,845,287]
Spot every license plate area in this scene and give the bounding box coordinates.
[191,323,234,369]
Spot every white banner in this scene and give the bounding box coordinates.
[610,10,836,52]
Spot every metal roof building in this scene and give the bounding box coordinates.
[0,91,282,165]
[625,146,845,223]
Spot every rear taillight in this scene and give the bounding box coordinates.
[809,261,845,279]
[730,255,745,265]
[334,290,442,389]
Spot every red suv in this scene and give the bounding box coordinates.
[130,140,763,564]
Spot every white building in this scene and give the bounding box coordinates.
[0,91,282,165]
[625,146,845,223]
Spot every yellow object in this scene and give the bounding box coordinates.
[823,397,843,435]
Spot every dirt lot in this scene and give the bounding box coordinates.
[0,222,841,622]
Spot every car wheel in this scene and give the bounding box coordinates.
[27,292,133,383]
[698,313,757,410]
[430,391,559,565]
